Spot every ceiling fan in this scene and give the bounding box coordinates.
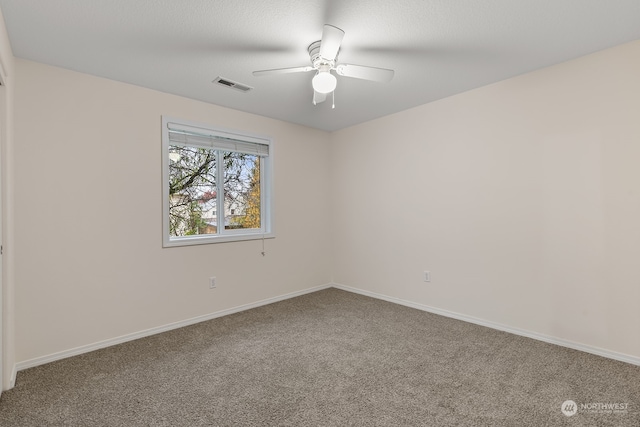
[252,25,394,107]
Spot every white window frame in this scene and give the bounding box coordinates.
[162,116,274,247]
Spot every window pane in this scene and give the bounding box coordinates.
[224,152,261,230]
[168,145,217,236]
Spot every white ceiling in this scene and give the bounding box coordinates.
[1,0,639,131]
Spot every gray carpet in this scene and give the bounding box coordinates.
[1,288,639,426]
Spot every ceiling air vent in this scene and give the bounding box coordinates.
[212,76,253,92]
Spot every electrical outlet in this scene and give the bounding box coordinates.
[209,276,217,289]
[423,271,431,282]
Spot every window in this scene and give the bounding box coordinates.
[162,116,273,247]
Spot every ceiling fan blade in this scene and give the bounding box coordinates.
[253,66,314,77]
[313,90,327,105]
[335,64,394,82]
[319,24,344,60]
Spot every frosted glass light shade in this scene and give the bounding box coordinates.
[312,71,337,93]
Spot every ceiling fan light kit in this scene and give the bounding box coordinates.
[312,66,337,93]
[253,24,394,107]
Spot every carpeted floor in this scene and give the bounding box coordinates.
[0,288,639,426]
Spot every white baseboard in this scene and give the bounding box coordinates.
[15,283,333,373]
[10,364,16,388]
[1,364,17,391]
[332,283,640,367]
[13,281,639,380]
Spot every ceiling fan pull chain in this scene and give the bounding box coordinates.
[332,90,335,109]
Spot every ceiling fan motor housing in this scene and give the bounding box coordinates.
[308,40,337,69]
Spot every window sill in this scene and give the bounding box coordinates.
[163,232,275,248]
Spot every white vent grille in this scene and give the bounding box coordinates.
[212,76,253,92]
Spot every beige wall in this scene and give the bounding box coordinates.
[331,40,640,359]
[9,39,640,373]
[13,59,332,364]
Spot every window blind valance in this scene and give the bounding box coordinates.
[167,122,270,157]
